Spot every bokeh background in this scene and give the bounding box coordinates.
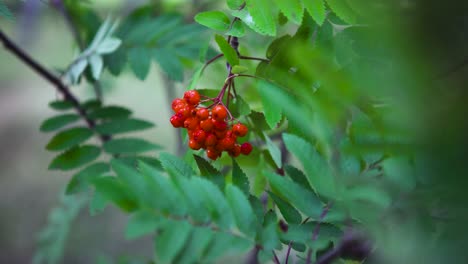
[2,0,468,263]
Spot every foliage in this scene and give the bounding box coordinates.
[2,0,467,263]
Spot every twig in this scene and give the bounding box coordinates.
[305,203,333,264]
[239,55,270,63]
[0,29,109,142]
[272,251,281,264]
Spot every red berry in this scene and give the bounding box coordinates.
[177,106,191,119]
[184,90,201,105]
[192,129,206,144]
[170,115,184,127]
[240,142,253,155]
[220,137,235,151]
[200,119,214,132]
[229,144,241,157]
[212,105,228,121]
[213,119,227,131]
[206,148,220,160]
[196,108,210,120]
[189,139,202,150]
[233,123,248,137]
[184,117,199,130]
[171,98,186,112]
[205,134,217,147]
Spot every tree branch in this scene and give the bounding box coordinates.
[0,29,109,142]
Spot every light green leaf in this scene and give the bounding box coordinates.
[231,65,248,74]
[194,11,231,31]
[346,185,391,208]
[49,145,101,171]
[128,47,151,80]
[304,0,326,25]
[155,220,192,264]
[232,159,250,196]
[67,58,88,84]
[202,232,252,262]
[0,2,14,20]
[103,138,161,154]
[269,191,302,224]
[88,17,113,51]
[174,227,214,263]
[226,19,245,37]
[88,54,103,80]
[92,176,138,212]
[66,162,110,194]
[214,34,239,66]
[95,118,154,135]
[40,114,80,132]
[258,80,282,128]
[225,184,256,235]
[159,152,195,180]
[325,0,357,24]
[126,210,161,239]
[264,133,282,168]
[227,0,245,9]
[264,171,324,218]
[115,156,163,171]
[193,154,224,189]
[46,127,93,151]
[244,0,276,36]
[283,133,336,197]
[49,100,74,111]
[96,37,121,54]
[88,106,132,120]
[89,189,108,216]
[273,0,303,24]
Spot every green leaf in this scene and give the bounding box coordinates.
[231,65,248,74]
[116,156,163,171]
[128,47,151,80]
[232,159,250,196]
[304,0,327,25]
[152,48,184,81]
[273,0,303,24]
[194,11,230,31]
[269,191,302,224]
[88,106,132,120]
[159,152,195,180]
[258,80,282,128]
[227,0,245,9]
[264,171,324,218]
[283,133,336,197]
[96,37,122,54]
[202,232,252,262]
[49,100,74,111]
[225,184,256,235]
[95,118,154,135]
[193,154,225,189]
[89,54,103,80]
[92,176,138,212]
[226,19,245,37]
[325,0,357,24]
[285,165,312,191]
[264,133,282,168]
[346,185,391,208]
[66,162,110,194]
[126,210,161,239]
[89,190,108,216]
[245,0,277,36]
[174,226,214,263]
[81,99,102,111]
[155,220,192,264]
[214,34,239,66]
[40,114,80,132]
[0,2,14,20]
[49,145,101,170]
[46,127,93,151]
[103,138,161,154]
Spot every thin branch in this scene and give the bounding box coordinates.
[305,203,333,264]
[239,55,270,63]
[0,29,109,142]
[272,251,281,264]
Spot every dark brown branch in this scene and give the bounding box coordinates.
[0,29,108,142]
[239,55,270,63]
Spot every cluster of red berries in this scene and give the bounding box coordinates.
[170,90,253,160]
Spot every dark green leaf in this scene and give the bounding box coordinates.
[66,162,110,194]
[153,48,184,81]
[126,210,161,239]
[225,184,256,236]
[49,145,101,171]
[264,171,324,218]
[174,227,214,263]
[46,127,93,151]
[214,34,239,66]
[49,100,74,111]
[128,47,151,80]
[283,133,336,197]
[103,138,161,154]
[304,0,327,25]
[95,118,154,135]
[40,114,80,132]
[232,159,250,196]
[202,232,252,262]
[92,176,138,212]
[284,165,312,191]
[194,11,230,31]
[193,154,224,189]
[88,106,132,120]
[264,133,282,168]
[81,99,102,111]
[257,80,283,128]
[325,0,357,24]
[155,220,192,264]
[269,191,302,224]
